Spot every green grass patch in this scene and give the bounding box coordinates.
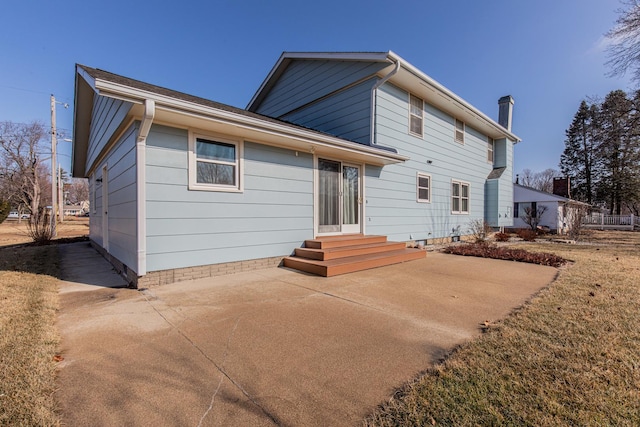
[0,245,61,426]
[366,231,640,426]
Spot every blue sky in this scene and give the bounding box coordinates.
[0,0,632,176]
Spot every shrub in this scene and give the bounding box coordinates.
[467,219,493,243]
[516,229,537,241]
[26,208,53,244]
[494,232,510,242]
[442,243,567,267]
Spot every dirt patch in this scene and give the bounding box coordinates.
[0,217,89,247]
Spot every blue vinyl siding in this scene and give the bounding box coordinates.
[281,79,375,144]
[144,124,314,272]
[91,122,139,271]
[364,83,498,241]
[86,94,132,172]
[497,139,514,227]
[484,180,499,226]
[254,60,386,118]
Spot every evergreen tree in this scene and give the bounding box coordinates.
[560,100,600,204]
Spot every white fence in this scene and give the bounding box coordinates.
[582,214,638,230]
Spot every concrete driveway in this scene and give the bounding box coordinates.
[55,242,558,426]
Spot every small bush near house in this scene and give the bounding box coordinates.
[516,229,537,241]
[494,232,510,242]
[442,242,567,267]
[467,219,493,243]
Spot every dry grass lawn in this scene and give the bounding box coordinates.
[366,230,640,426]
[0,217,87,426]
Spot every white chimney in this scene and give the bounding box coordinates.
[498,95,514,132]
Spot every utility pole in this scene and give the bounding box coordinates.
[51,94,57,237]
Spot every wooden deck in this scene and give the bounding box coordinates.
[283,234,426,277]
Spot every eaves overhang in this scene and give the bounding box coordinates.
[74,65,408,169]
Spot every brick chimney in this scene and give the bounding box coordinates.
[498,95,514,132]
[553,177,571,198]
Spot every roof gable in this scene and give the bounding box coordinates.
[248,51,521,142]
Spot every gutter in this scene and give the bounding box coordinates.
[93,79,408,164]
[369,56,401,146]
[136,99,155,277]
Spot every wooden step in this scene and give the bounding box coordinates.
[304,234,387,249]
[294,241,406,261]
[283,248,426,277]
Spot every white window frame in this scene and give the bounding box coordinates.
[188,131,243,192]
[416,172,431,203]
[487,136,494,163]
[451,180,470,214]
[455,119,465,144]
[409,94,424,137]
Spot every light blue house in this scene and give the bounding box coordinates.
[72,51,520,286]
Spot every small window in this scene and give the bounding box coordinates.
[417,173,431,203]
[487,136,494,163]
[409,94,423,137]
[455,119,465,144]
[189,133,242,192]
[514,202,519,218]
[452,180,469,214]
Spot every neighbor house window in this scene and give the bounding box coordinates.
[452,180,469,214]
[189,133,243,191]
[409,94,424,137]
[455,119,465,144]
[487,136,494,163]
[417,173,431,203]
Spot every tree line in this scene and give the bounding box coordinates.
[560,90,640,215]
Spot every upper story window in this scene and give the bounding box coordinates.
[189,133,243,192]
[452,180,469,214]
[409,94,424,137]
[455,119,465,144]
[487,136,494,163]
[416,173,431,203]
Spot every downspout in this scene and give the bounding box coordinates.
[136,99,155,278]
[369,57,401,146]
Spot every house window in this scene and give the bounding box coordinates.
[409,94,423,137]
[417,173,431,203]
[514,202,519,218]
[487,136,494,163]
[455,119,465,144]
[452,180,469,214]
[189,133,243,191]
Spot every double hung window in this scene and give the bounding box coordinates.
[417,173,431,203]
[409,94,424,137]
[452,180,469,214]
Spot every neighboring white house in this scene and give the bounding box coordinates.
[513,183,588,234]
[72,51,521,286]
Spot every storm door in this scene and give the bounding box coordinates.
[318,158,361,234]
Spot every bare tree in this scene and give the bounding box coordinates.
[0,121,49,220]
[518,168,560,193]
[521,204,549,232]
[567,203,590,241]
[66,178,89,205]
[606,0,640,84]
